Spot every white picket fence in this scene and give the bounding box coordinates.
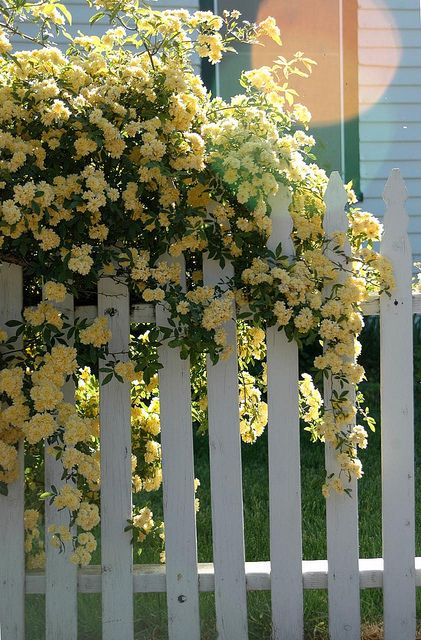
[0,169,418,640]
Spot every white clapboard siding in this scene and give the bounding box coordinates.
[358,8,421,30]
[361,177,421,199]
[358,0,421,264]
[202,257,248,640]
[360,122,421,143]
[359,66,421,87]
[360,86,421,106]
[155,256,200,640]
[266,187,303,640]
[359,28,421,48]
[0,263,25,640]
[45,293,78,640]
[360,47,421,67]
[98,276,133,640]
[380,170,416,640]
[360,141,421,161]
[361,160,421,180]
[323,173,360,640]
[361,104,421,123]
[359,0,419,9]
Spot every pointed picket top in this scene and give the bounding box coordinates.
[382,169,409,245]
[268,185,294,257]
[323,171,349,236]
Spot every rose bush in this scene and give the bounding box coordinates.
[0,2,393,567]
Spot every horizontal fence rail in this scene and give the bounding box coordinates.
[74,292,421,324]
[0,170,419,640]
[24,556,421,594]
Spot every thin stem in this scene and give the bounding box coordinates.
[0,20,47,46]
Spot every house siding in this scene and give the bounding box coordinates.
[358,0,421,260]
[10,0,200,63]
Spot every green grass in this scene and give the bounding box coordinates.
[26,351,421,639]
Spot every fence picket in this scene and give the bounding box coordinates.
[266,187,303,640]
[323,172,360,640]
[98,276,134,640]
[203,257,248,640]
[380,169,416,640]
[1,170,419,639]
[45,293,78,640]
[156,256,200,640]
[0,262,25,640]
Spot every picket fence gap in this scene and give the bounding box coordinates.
[0,170,418,640]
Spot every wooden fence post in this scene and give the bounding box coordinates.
[266,186,303,640]
[45,293,78,640]
[203,257,249,640]
[0,262,25,640]
[156,256,201,640]
[98,276,134,640]
[380,169,416,640]
[323,172,360,640]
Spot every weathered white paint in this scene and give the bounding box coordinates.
[323,173,360,640]
[380,169,416,640]
[266,187,303,640]
[156,256,200,640]
[203,257,248,640]
[0,263,25,640]
[45,294,78,640]
[98,276,133,640]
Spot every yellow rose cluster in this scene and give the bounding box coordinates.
[0,3,395,570]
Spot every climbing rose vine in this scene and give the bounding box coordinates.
[0,3,393,567]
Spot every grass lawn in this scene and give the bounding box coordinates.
[26,326,421,639]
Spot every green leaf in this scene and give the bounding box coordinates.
[56,3,72,23]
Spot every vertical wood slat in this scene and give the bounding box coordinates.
[98,276,133,640]
[45,294,78,640]
[203,257,248,640]
[380,169,416,640]
[156,256,200,640]
[266,186,303,640]
[0,263,25,640]
[323,172,360,640]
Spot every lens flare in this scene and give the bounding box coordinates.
[252,0,401,127]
